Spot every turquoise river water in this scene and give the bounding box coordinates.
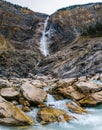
[0,95,102,130]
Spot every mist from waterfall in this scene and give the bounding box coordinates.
[40,17,49,56]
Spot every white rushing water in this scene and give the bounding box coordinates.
[40,17,49,56]
[46,94,70,112]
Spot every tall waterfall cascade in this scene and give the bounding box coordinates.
[40,17,49,56]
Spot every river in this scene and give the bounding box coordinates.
[0,95,102,130]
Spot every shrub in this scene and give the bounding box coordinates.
[82,21,102,37]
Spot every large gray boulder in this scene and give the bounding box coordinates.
[75,80,102,94]
[21,81,47,104]
[0,87,19,100]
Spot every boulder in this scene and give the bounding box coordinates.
[0,79,12,88]
[37,107,74,124]
[58,86,85,100]
[0,96,34,125]
[50,81,85,101]
[66,102,87,114]
[0,87,19,100]
[75,80,102,94]
[79,91,102,106]
[21,81,47,104]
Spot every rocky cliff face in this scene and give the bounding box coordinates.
[37,3,102,78]
[47,3,102,53]
[38,36,102,78]
[0,0,48,77]
[0,1,102,78]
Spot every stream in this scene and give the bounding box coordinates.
[0,80,102,130]
[0,94,102,130]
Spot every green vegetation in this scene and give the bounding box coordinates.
[82,21,102,37]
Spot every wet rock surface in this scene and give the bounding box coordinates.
[66,102,87,114]
[0,96,34,126]
[79,91,102,106]
[37,107,73,124]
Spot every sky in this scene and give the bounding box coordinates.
[6,0,102,14]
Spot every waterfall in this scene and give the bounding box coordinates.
[40,17,49,56]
